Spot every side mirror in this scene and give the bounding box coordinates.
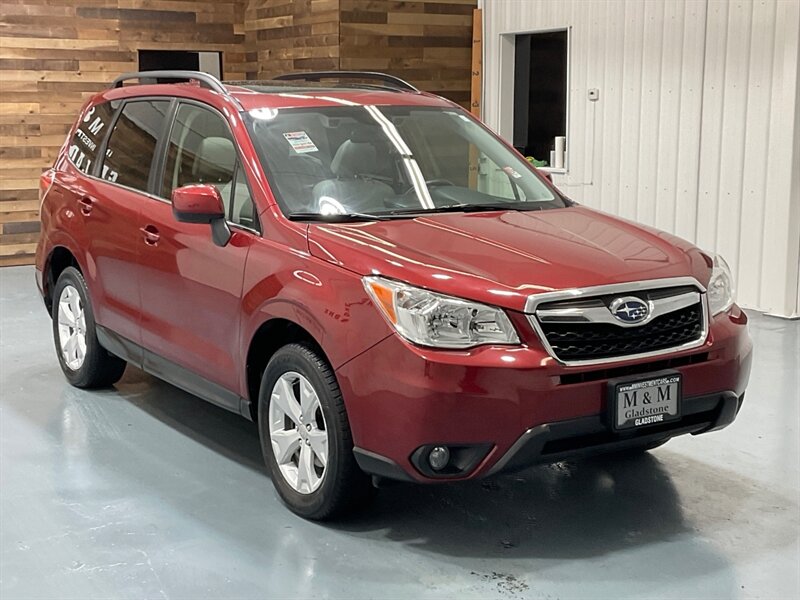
[171,184,231,247]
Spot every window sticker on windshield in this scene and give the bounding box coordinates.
[283,131,318,154]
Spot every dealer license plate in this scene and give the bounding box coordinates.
[612,372,682,431]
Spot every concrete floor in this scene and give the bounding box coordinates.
[0,265,798,600]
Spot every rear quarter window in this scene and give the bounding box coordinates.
[67,101,116,175]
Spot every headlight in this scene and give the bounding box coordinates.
[363,276,520,348]
[707,253,735,315]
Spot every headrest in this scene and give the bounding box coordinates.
[349,124,382,143]
[330,139,377,178]
[192,137,235,181]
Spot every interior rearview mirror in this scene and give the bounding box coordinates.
[171,184,231,247]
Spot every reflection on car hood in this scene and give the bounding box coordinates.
[307,206,712,311]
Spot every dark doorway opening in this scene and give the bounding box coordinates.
[138,50,222,81]
[513,30,568,166]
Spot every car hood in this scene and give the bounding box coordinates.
[307,206,712,312]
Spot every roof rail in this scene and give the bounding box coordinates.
[110,70,229,95]
[272,71,419,92]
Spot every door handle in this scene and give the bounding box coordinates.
[78,196,94,216]
[140,225,160,246]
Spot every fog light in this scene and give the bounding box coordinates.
[428,446,450,471]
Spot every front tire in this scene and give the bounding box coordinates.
[52,267,126,388]
[258,343,373,520]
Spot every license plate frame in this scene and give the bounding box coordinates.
[609,370,682,432]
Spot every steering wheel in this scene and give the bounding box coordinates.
[424,178,456,188]
[403,178,455,196]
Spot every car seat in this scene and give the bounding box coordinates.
[192,136,235,185]
[313,127,394,213]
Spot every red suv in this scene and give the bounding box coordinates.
[35,70,752,519]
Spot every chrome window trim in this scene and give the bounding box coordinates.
[69,95,262,237]
[525,277,709,367]
[81,171,167,204]
[79,173,262,237]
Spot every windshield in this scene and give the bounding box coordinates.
[245,105,567,218]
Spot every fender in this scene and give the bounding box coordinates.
[39,231,91,307]
[238,249,394,397]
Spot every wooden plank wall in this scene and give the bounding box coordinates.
[339,0,475,107]
[244,0,476,105]
[0,0,246,266]
[1,0,477,266]
[243,0,340,80]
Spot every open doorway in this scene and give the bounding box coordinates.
[138,50,223,80]
[512,30,568,168]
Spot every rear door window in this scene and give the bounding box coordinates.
[67,101,116,175]
[102,100,171,192]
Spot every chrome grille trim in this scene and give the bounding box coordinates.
[525,277,709,366]
[537,290,700,328]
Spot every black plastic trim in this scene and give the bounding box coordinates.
[353,447,414,482]
[96,324,144,367]
[96,326,252,420]
[150,98,178,196]
[487,391,742,476]
[210,218,232,246]
[172,209,223,224]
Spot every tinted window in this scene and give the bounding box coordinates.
[68,101,116,174]
[102,100,170,191]
[162,103,257,228]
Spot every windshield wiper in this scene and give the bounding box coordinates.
[460,203,541,212]
[387,203,543,216]
[287,211,396,222]
[287,203,546,222]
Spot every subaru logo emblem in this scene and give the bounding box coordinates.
[609,296,650,324]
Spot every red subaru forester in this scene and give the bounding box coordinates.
[35,71,752,519]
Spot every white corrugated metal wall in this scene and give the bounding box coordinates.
[481,0,800,317]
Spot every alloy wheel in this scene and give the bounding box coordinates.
[268,371,329,494]
[57,284,87,371]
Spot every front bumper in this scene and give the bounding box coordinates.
[485,390,742,475]
[336,306,752,483]
[353,391,743,481]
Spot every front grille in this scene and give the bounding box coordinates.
[537,301,704,362]
[531,285,705,364]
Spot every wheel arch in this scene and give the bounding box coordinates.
[44,246,83,315]
[245,318,330,421]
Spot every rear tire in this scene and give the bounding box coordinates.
[258,342,373,520]
[52,267,126,388]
